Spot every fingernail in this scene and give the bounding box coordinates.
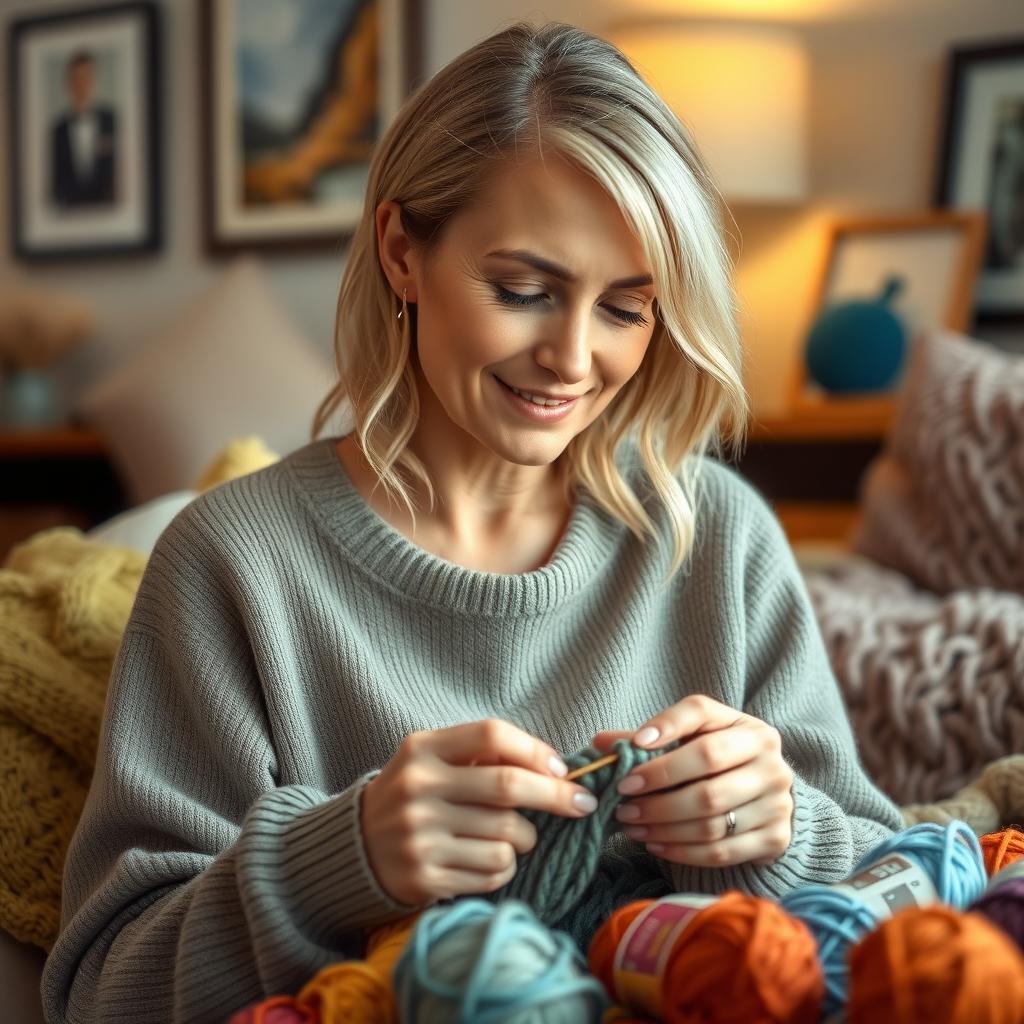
[549,756,568,777]
[634,726,660,746]
[618,775,645,794]
[574,791,598,813]
[647,842,666,853]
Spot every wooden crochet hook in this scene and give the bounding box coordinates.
[564,751,620,781]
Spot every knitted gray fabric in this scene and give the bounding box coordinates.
[801,555,1024,804]
[852,328,1024,595]
[40,436,903,1023]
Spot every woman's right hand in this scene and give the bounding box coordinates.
[360,718,600,907]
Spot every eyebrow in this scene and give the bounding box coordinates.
[484,248,654,289]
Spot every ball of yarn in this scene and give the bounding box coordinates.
[990,858,1024,891]
[847,905,1024,1023]
[393,897,610,1023]
[225,997,317,1024]
[781,820,988,1014]
[589,892,823,1023]
[970,878,1024,952]
[979,827,1024,876]
[296,913,420,1022]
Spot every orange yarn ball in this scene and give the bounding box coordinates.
[847,905,1024,1023]
[589,893,824,1023]
[979,827,1024,876]
[590,898,653,996]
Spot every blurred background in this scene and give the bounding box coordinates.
[1,0,1023,559]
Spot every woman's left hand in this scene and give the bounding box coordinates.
[592,694,795,868]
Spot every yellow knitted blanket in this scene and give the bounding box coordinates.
[0,437,279,951]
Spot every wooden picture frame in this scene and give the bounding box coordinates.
[6,1,163,262]
[934,36,1024,326]
[786,211,987,423]
[198,0,424,256]
[785,210,988,428]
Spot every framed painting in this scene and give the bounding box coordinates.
[6,1,163,262]
[199,0,424,255]
[934,36,1024,326]
[786,210,988,420]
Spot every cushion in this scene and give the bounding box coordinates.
[75,257,336,504]
[85,436,282,554]
[86,491,197,554]
[851,327,1024,594]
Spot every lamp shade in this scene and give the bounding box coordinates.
[610,21,809,203]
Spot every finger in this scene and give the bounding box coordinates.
[630,694,749,750]
[622,724,767,794]
[442,802,539,856]
[616,758,771,827]
[620,790,787,845]
[591,730,634,753]
[443,762,599,820]
[643,820,793,868]
[427,718,569,778]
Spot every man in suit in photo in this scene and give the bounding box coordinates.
[51,48,117,208]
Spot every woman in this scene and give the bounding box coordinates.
[41,21,904,1024]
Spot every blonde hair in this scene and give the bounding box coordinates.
[312,20,749,586]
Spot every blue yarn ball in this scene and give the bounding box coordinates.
[392,897,612,1023]
[781,820,987,1014]
[803,274,908,394]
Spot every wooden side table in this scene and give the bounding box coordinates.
[726,401,892,545]
[0,424,128,563]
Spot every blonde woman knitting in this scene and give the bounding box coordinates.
[41,22,904,1024]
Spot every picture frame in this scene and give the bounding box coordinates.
[6,1,163,262]
[786,210,988,420]
[934,36,1024,326]
[199,0,424,256]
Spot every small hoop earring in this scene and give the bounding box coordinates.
[397,287,407,320]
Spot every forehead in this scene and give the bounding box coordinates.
[449,154,650,276]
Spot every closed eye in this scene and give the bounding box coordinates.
[491,284,648,328]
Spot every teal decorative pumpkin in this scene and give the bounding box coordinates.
[804,275,908,393]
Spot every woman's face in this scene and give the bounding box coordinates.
[382,153,658,470]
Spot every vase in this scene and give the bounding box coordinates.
[0,368,61,427]
[803,275,909,394]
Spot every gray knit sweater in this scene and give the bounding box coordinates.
[40,436,904,1023]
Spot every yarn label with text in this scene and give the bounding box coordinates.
[830,854,937,918]
[613,894,717,1017]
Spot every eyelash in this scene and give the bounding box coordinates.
[491,284,648,328]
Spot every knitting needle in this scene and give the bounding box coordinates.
[564,751,620,780]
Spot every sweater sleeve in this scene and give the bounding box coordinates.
[658,476,906,900]
[40,510,428,1024]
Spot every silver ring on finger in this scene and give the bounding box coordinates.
[724,809,737,837]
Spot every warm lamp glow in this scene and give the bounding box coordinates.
[609,21,809,203]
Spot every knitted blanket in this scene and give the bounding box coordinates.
[0,437,278,951]
[801,554,1024,805]
[0,528,145,949]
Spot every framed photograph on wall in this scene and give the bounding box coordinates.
[6,1,162,262]
[199,0,423,255]
[786,210,988,420]
[934,36,1024,326]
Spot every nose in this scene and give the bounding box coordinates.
[534,304,592,388]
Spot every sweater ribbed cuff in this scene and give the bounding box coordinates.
[273,770,430,944]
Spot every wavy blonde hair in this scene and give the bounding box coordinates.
[312,20,749,586]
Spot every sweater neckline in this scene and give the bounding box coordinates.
[285,436,619,617]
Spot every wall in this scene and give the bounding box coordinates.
[1,0,1022,420]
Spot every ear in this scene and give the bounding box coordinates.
[375,199,419,305]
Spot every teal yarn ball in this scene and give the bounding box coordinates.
[781,820,987,1014]
[804,275,908,393]
[392,897,612,1024]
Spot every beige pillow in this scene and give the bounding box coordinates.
[852,327,1024,594]
[75,258,336,504]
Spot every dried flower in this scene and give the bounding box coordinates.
[0,287,94,373]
